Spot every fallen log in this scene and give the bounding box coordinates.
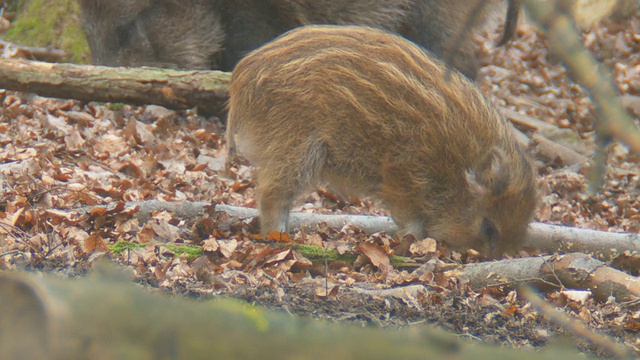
[526,222,640,261]
[461,252,640,302]
[0,268,596,360]
[66,201,640,262]
[0,59,231,114]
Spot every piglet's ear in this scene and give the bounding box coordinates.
[465,170,486,197]
[488,148,512,195]
[466,147,512,197]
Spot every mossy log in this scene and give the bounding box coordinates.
[0,267,596,360]
[0,59,231,115]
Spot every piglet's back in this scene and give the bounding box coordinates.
[229,25,511,178]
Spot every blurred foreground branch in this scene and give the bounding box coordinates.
[0,268,596,359]
[521,0,640,156]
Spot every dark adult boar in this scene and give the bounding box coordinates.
[79,0,519,79]
[226,25,538,258]
[79,0,223,69]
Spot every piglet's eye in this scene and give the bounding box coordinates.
[480,218,498,249]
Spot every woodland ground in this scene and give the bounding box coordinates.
[1,10,640,358]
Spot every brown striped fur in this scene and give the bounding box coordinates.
[227,25,538,258]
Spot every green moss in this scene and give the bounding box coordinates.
[5,0,90,63]
[108,103,126,111]
[109,240,146,255]
[288,243,410,267]
[165,244,203,260]
[109,239,407,267]
[390,255,408,267]
[289,243,357,263]
[109,241,202,260]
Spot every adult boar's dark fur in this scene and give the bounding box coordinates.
[226,25,538,258]
[79,0,520,79]
[79,0,224,69]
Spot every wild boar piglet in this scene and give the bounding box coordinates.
[226,25,538,258]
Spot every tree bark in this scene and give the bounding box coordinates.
[0,59,231,114]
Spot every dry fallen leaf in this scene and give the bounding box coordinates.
[218,239,238,258]
[202,239,219,253]
[149,218,180,243]
[409,238,438,257]
[0,208,24,234]
[266,231,292,243]
[137,226,156,244]
[306,233,324,247]
[43,113,72,135]
[315,285,340,298]
[83,234,109,254]
[263,248,291,266]
[357,242,390,270]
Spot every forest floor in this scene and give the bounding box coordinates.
[1,10,640,358]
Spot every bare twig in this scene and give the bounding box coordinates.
[0,40,66,61]
[522,287,634,359]
[532,133,589,166]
